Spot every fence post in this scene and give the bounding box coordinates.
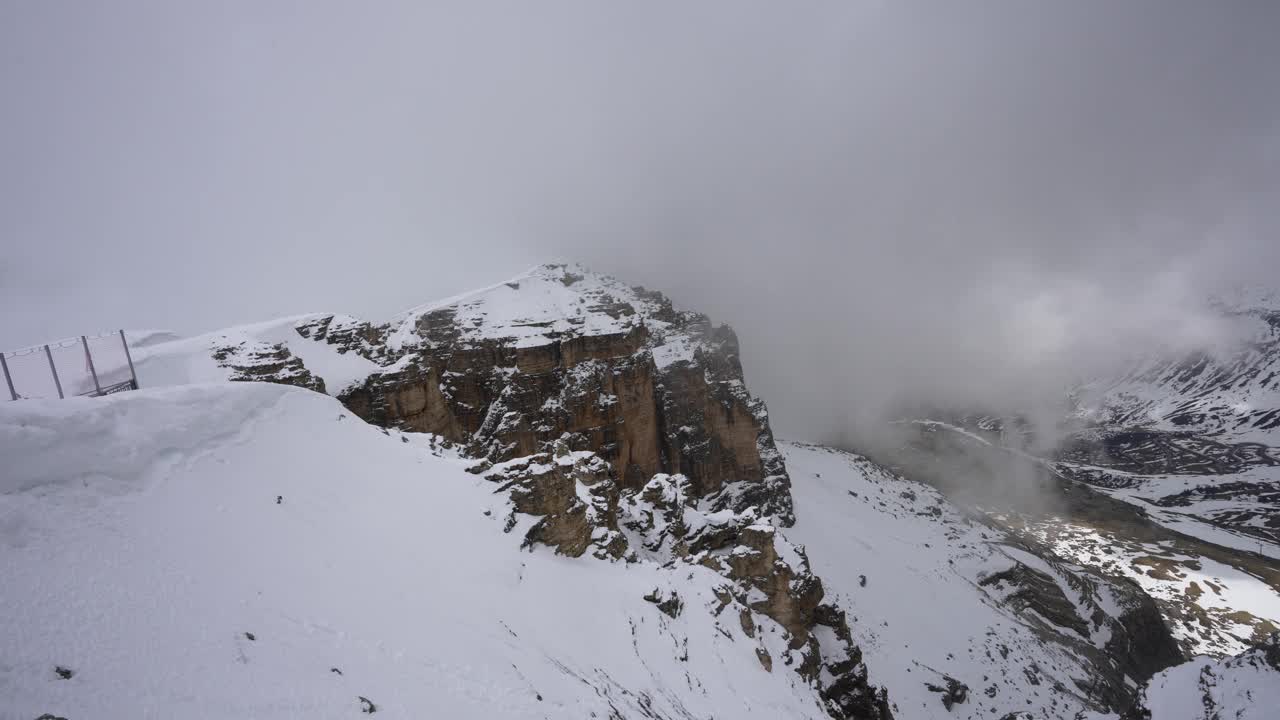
[0,352,15,400]
[45,344,64,399]
[119,329,139,390]
[81,335,102,396]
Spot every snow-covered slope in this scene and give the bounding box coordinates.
[123,314,378,394]
[0,385,831,720]
[1133,633,1280,720]
[781,443,1180,720]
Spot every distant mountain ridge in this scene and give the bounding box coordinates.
[1076,288,1280,442]
[873,289,1280,664]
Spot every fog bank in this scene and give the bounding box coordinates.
[3,1,1278,443]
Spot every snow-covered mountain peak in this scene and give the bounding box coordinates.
[384,262,707,371]
[388,262,641,348]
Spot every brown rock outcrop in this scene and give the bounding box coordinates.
[212,340,326,394]
[303,265,794,523]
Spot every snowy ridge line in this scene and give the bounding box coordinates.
[386,263,556,330]
[118,263,716,396]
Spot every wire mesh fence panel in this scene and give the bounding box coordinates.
[2,331,136,400]
[84,333,133,391]
[2,347,63,399]
[50,340,97,397]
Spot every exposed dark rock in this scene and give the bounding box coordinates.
[979,561,1091,639]
[925,676,968,710]
[755,647,773,672]
[295,315,391,364]
[212,341,325,393]
[1106,583,1184,683]
[1264,630,1280,670]
[976,550,1182,710]
[643,588,683,618]
[483,446,624,560]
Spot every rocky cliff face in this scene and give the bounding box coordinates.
[211,263,887,719]
[211,339,326,393]
[292,264,793,524]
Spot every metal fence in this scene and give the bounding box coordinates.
[1,330,139,401]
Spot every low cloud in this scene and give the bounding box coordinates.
[3,1,1277,451]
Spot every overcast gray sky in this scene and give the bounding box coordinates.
[3,1,1278,435]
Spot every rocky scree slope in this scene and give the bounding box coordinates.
[134,263,888,719]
